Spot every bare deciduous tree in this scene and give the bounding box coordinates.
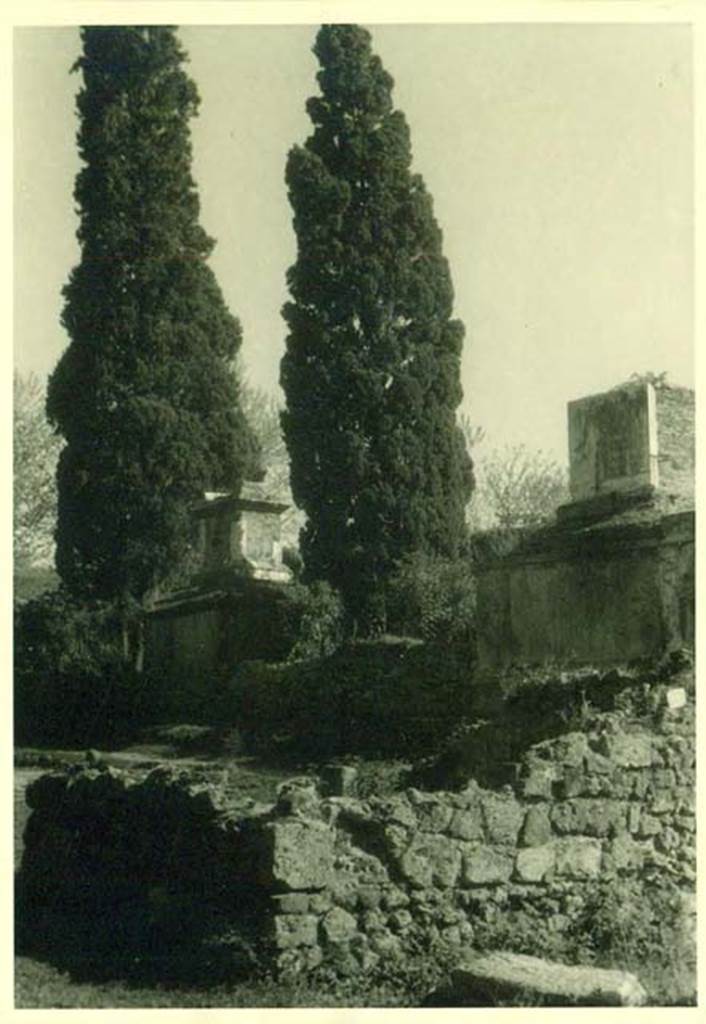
[13,371,63,572]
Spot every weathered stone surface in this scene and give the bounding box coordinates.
[550,798,627,837]
[584,749,614,775]
[414,797,454,833]
[320,763,358,797]
[481,793,524,845]
[462,847,514,886]
[637,813,662,838]
[560,767,584,799]
[545,732,590,767]
[598,732,653,768]
[520,764,556,800]
[272,892,310,914]
[553,837,602,879]
[373,795,417,829]
[308,891,332,914]
[514,845,556,883]
[357,885,382,910]
[519,805,552,847]
[388,909,413,932]
[273,913,319,950]
[266,819,334,890]
[449,951,647,1006]
[320,907,357,944]
[276,778,320,817]
[399,834,461,889]
[447,808,484,841]
[602,834,648,874]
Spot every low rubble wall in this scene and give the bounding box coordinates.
[19,701,695,980]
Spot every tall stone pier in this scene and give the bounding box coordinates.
[476,381,694,669]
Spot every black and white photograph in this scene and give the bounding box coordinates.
[11,6,697,1012]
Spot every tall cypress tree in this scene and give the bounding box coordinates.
[47,27,259,612]
[281,25,473,630]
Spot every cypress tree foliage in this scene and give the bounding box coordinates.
[47,27,259,614]
[281,25,473,631]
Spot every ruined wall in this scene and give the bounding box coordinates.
[20,697,695,980]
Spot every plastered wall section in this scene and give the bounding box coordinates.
[476,512,694,669]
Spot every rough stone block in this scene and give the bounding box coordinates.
[321,906,357,944]
[272,892,310,915]
[481,793,524,845]
[388,909,413,932]
[273,913,319,950]
[514,844,556,883]
[548,732,590,767]
[584,750,614,775]
[309,891,332,914]
[638,813,662,838]
[448,951,647,1006]
[414,797,454,834]
[550,798,627,837]
[399,834,461,889]
[447,808,484,841]
[602,834,648,874]
[627,804,641,833]
[568,381,657,501]
[266,819,334,890]
[560,767,585,798]
[553,837,602,879]
[462,846,514,886]
[520,764,556,800]
[519,805,553,847]
[357,885,382,910]
[598,733,653,768]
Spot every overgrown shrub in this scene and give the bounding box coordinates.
[287,580,346,661]
[385,552,476,645]
[14,589,148,746]
[227,639,475,760]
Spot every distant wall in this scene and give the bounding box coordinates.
[145,583,301,715]
[655,387,695,499]
[476,512,694,669]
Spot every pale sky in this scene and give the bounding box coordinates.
[14,22,693,464]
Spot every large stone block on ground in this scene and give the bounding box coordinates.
[447,951,647,1006]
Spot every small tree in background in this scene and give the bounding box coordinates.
[13,372,63,583]
[467,443,568,531]
[281,24,473,632]
[46,27,259,660]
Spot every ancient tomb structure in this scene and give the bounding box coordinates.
[145,480,292,680]
[476,381,694,668]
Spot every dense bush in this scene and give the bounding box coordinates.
[227,639,475,760]
[385,552,476,645]
[14,590,148,746]
[286,581,346,661]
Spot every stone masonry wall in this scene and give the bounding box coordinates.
[20,697,695,980]
[655,386,695,499]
